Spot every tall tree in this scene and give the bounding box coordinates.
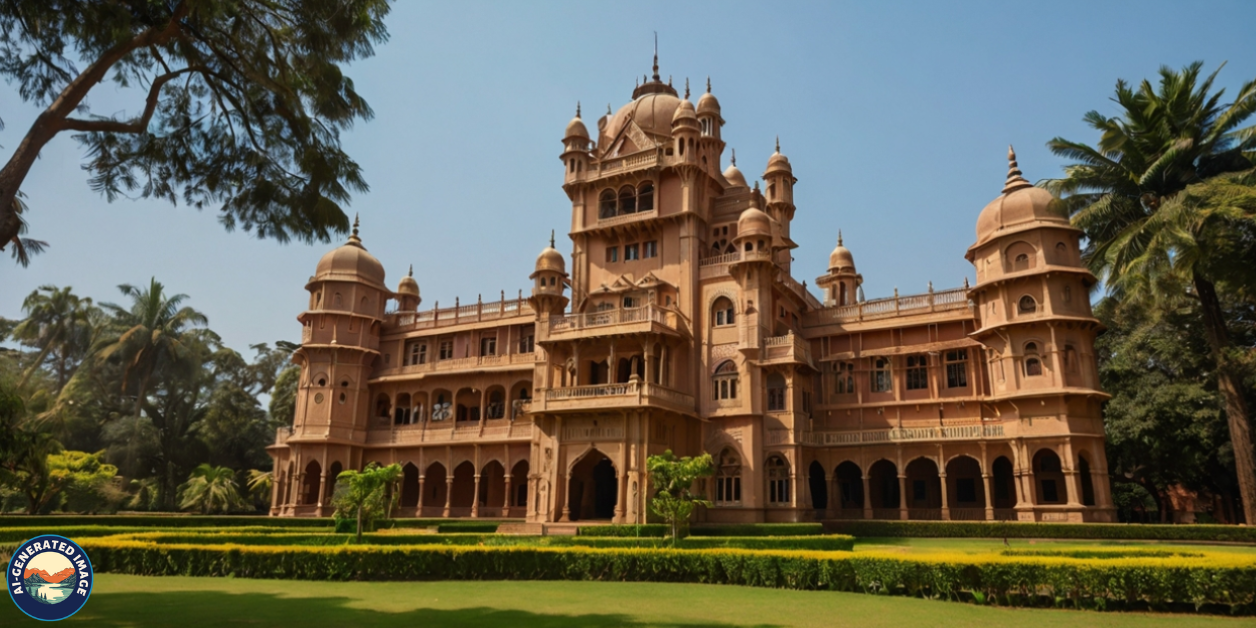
[1043,61,1256,522]
[0,0,392,262]
[646,450,714,543]
[11,285,99,391]
[331,462,400,542]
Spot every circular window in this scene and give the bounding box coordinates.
[314,393,325,404]
[317,377,327,387]
[339,392,347,404]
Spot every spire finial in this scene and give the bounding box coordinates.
[549,229,555,248]
[408,264,413,277]
[730,148,736,166]
[607,103,612,115]
[668,75,672,87]
[1002,144,1032,194]
[838,229,843,246]
[576,101,581,118]
[775,136,780,153]
[352,213,359,236]
[652,32,659,81]
[684,77,690,100]
[706,76,711,93]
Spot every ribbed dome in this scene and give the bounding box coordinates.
[564,116,589,140]
[974,147,1069,247]
[723,149,747,187]
[397,265,419,297]
[828,232,855,272]
[737,207,772,238]
[671,98,698,128]
[533,231,567,277]
[313,217,385,288]
[697,78,721,116]
[764,138,792,175]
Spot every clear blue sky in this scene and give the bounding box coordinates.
[3,0,1255,354]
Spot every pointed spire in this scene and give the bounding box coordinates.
[668,75,672,87]
[838,229,843,247]
[549,229,555,249]
[775,136,780,153]
[684,77,690,100]
[1003,145,1032,194]
[730,148,736,166]
[575,101,581,118]
[408,264,413,277]
[706,76,711,93]
[607,103,612,115]
[347,213,362,246]
[352,213,359,236]
[652,32,660,81]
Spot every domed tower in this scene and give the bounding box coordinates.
[728,197,776,358]
[763,139,798,272]
[815,231,862,306]
[723,149,748,189]
[561,103,591,185]
[287,216,387,513]
[696,77,724,172]
[395,265,420,312]
[530,231,569,313]
[671,82,700,166]
[966,147,1112,522]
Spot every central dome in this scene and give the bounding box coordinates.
[605,91,683,140]
[974,147,1070,248]
[313,217,386,288]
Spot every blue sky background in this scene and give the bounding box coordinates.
[3,0,1255,354]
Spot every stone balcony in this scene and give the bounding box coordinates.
[372,352,536,382]
[760,333,814,368]
[806,286,972,326]
[536,380,695,416]
[546,304,687,341]
[364,419,534,446]
[385,298,534,332]
[767,422,1007,447]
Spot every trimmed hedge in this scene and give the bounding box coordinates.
[578,523,826,537]
[824,520,1256,543]
[77,540,1256,613]
[0,525,322,544]
[94,531,856,552]
[0,515,334,528]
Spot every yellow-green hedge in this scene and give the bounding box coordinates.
[77,539,1256,613]
[825,520,1256,543]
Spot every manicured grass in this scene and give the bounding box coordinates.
[852,536,1256,556]
[1,575,1246,627]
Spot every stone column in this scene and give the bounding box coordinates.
[614,470,626,522]
[417,475,426,516]
[471,474,482,517]
[861,474,873,519]
[644,340,655,385]
[898,474,908,520]
[982,473,994,521]
[442,478,453,517]
[295,473,306,505]
[317,472,328,510]
[939,471,949,521]
[503,475,513,517]
[560,471,572,522]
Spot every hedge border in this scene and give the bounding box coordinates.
[0,516,521,530]
[579,523,826,537]
[76,540,1256,614]
[823,520,1256,543]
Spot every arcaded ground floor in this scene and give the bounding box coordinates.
[29,575,1246,628]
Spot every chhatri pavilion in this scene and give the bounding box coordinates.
[267,56,1116,525]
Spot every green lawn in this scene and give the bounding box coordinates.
[1,575,1248,627]
[852,536,1256,555]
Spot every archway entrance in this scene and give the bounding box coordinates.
[807,460,828,516]
[568,451,617,521]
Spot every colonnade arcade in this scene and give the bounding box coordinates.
[371,379,534,426]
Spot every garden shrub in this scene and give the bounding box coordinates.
[76,540,1256,614]
[0,515,335,529]
[578,523,825,537]
[824,520,1256,543]
[0,525,316,544]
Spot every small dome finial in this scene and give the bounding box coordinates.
[549,229,555,249]
[775,136,780,153]
[668,75,672,87]
[684,77,690,100]
[607,103,612,115]
[576,101,581,118]
[1003,144,1032,194]
[407,264,413,277]
[652,32,659,81]
[838,229,843,246]
[730,148,736,166]
[706,76,711,93]
[352,213,359,236]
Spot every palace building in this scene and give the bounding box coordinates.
[268,58,1116,525]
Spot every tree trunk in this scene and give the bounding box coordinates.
[15,341,55,389]
[1194,273,1256,526]
[356,505,364,543]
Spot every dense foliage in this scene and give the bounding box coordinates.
[646,449,713,541]
[823,520,1256,543]
[1,281,296,514]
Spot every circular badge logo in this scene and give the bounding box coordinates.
[6,535,92,621]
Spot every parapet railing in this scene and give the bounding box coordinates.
[807,286,972,325]
[387,295,534,330]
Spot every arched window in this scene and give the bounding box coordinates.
[1014,253,1029,271]
[1024,342,1043,377]
[1063,284,1073,304]
[599,190,616,219]
[827,361,855,397]
[839,283,848,306]
[713,361,738,401]
[1018,295,1037,314]
[766,455,790,504]
[637,182,655,212]
[618,186,636,215]
[712,297,735,326]
[1064,344,1079,374]
[715,448,741,504]
[872,357,892,393]
[766,373,787,411]
[1055,241,1068,262]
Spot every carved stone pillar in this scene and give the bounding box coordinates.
[471,474,482,517]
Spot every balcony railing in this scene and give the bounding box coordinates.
[387,297,534,331]
[762,333,813,366]
[541,380,694,412]
[549,304,672,334]
[809,286,972,325]
[596,208,658,227]
[375,352,536,379]
[790,424,1005,446]
[363,420,535,446]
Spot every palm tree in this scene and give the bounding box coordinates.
[5,193,48,267]
[1042,61,1256,523]
[94,278,208,471]
[178,464,245,514]
[11,285,98,391]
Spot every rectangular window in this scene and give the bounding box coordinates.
[716,476,741,504]
[643,240,658,258]
[872,358,893,393]
[406,342,427,366]
[625,243,640,260]
[801,391,812,413]
[767,387,786,411]
[606,247,618,263]
[519,334,534,354]
[479,336,496,356]
[906,355,929,390]
[945,349,969,388]
[439,340,453,360]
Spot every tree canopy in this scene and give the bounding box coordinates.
[0,0,393,265]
